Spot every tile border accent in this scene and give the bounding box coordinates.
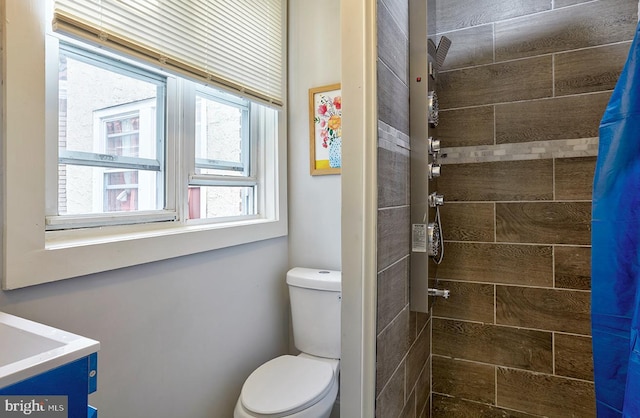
[440,137,598,165]
[379,119,411,153]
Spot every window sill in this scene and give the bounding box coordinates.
[3,217,287,290]
[45,215,276,248]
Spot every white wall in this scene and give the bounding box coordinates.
[0,3,343,417]
[0,237,289,417]
[288,0,342,271]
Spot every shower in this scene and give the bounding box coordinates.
[408,3,452,310]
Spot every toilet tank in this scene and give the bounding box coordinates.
[287,268,341,359]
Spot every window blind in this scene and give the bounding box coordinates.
[52,0,284,106]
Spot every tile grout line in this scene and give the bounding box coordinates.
[433,317,593,339]
[442,200,593,205]
[552,155,557,292]
[430,282,591,293]
[552,245,557,289]
[377,301,409,337]
[445,238,591,246]
[439,91,612,112]
[494,281,498,409]
[552,332,556,376]
[493,202,497,244]
[492,22,496,76]
[552,157,557,201]
[493,283,497,325]
[552,53,556,98]
[376,351,407,403]
[404,360,408,408]
[431,353,595,384]
[436,0,600,37]
[493,104,497,146]
[495,365,498,407]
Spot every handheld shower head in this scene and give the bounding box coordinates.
[435,36,452,69]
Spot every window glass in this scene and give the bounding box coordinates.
[195,94,249,177]
[57,46,165,216]
[187,186,255,219]
[189,90,256,219]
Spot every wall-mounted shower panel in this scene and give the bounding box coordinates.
[408,0,434,313]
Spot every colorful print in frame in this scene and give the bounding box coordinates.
[309,83,342,175]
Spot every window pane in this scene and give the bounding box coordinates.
[57,47,165,217]
[59,52,160,159]
[195,94,247,176]
[187,186,255,219]
[59,165,159,215]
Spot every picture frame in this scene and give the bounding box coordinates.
[309,83,342,175]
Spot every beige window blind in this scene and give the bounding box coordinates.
[53,0,285,106]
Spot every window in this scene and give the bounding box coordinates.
[55,44,166,221]
[190,91,255,220]
[2,1,287,289]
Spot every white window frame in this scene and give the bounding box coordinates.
[187,87,257,221]
[1,0,287,289]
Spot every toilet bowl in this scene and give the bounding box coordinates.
[234,268,341,418]
[234,354,339,418]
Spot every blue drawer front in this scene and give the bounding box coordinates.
[88,353,98,394]
[88,405,98,418]
[0,354,98,418]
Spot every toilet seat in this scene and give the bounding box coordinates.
[240,355,334,416]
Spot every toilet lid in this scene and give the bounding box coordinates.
[241,355,334,416]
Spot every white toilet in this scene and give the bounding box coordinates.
[234,268,341,418]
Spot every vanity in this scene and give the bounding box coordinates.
[0,312,100,417]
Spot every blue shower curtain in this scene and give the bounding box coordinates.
[592,22,640,418]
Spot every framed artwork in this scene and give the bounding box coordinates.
[309,83,342,175]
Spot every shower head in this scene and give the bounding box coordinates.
[435,36,452,69]
[428,39,437,59]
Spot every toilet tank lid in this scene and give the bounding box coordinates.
[286,268,341,291]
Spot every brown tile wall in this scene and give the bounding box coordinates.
[376,0,431,416]
[431,0,637,416]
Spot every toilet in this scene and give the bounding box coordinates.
[234,268,341,418]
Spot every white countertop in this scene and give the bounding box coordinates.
[0,312,100,388]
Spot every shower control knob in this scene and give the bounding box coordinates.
[428,163,441,179]
[428,192,444,207]
[428,137,441,154]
